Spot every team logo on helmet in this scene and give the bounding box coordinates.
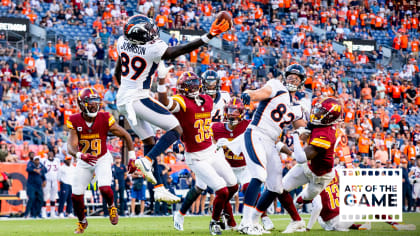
[310,97,342,126]
[177,72,202,99]
[124,15,159,45]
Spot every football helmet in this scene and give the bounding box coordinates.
[124,14,159,45]
[224,97,245,126]
[201,70,220,95]
[78,88,101,118]
[284,64,307,92]
[177,72,202,99]
[310,97,342,126]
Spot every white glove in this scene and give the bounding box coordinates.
[294,126,311,137]
[157,61,174,80]
[216,138,229,150]
[128,150,136,160]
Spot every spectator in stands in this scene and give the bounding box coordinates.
[95,42,105,78]
[43,41,56,70]
[168,34,179,47]
[104,85,118,119]
[24,155,46,218]
[0,142,8,162]
[130,169,146,217]
[112,155,127,217]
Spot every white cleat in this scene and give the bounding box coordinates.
[282,220,306,233]
[173,211,184,231]
[261,216,274,231]
[135,158,157,185]
[41,208,48,219]
[68,213,75,219]
[59,213,65,218]
[359,222,371,230]
[154,186,181,204]
[238,222,262,235]
[392,224,416,231]
[50,212,58,219]
[255,223,271,234]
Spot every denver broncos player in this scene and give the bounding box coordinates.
[202,70,231,122]
[158,70,238,235]
[308,170,416,231]
[67,88,136,234]
[238,64,308,235]
[114,14,230,204]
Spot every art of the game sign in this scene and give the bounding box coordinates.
[0,17,29,36]
[339,169,402,222]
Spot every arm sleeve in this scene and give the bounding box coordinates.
[292,133,307,163]
[307,195,322,230]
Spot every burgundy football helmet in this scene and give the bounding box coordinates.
[78,88,101,118]
[310,97,342,126]
[177,72,202,98]
[224,97,245,126]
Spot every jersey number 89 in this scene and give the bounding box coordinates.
[121,52,147,81]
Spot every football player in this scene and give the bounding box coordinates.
[67,88,136,234]
[238,64,308,235]
[308,170,416,231]
[114,14,230,204]
[202,70,231,122]
[409,156,420,212]
[212,98,274,231]
[158,68,238,235]
[172,70,231,230]
[41,151,60,218]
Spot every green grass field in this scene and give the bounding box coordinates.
[1,213,420,236]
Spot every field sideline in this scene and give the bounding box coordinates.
[1,213,420,236]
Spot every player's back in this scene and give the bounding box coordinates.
[249,79,302,141]
[173,94,213,153]
[67,112,116,158]
[212,120,250,168]
[319,170,340,222]
[308,125,337,176]
[211,91,231,122]
[116,36,168,106]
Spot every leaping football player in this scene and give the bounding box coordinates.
[158,67,238,235]
[114,14,230,203]
[67,88,136,234]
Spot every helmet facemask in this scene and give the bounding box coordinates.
[82,97,101,118]
[203,79,218,95]
[284,74,302,92]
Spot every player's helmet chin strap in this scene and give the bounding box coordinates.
[228,118,239,126]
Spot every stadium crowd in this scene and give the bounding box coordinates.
[0,0,420,218]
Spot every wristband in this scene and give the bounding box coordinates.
[201,34,211,43]
[128,150,136,160]
[157,84,167,93]
[76,152,82,160]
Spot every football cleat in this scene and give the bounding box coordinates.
[108,206,119,225]
[282,220,306,233]
[154,186,181,204]
[358,222,371,230]
[261,216,274,231]
[392,223,416,231]
[135,157,157,185]
[74,220,88,234]
[173,211,184,231]
[238,222,262,235]
[209,220,223,235]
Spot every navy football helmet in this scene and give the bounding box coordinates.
[284,64,307,92]
[201,70,220,96]
[124,14,159,45]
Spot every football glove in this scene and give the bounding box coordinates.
[241,93,251,105]
[157,61,174,80]
[293,126,311,137]
[216,138,229,151]
[79,153,97,166]
[210,19,230,36]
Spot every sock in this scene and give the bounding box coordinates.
[145,129,180,161]
[223,184,238,226]
[350,224,362,229]
[243,178,262,206]
[71,194,86,222]
[212,187,229,221]
[256,190,277,213]
[180,187,202,215]
[51,206,55,215]
[277,191,301,221]
[99,186,114,207]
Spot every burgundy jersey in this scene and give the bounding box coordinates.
[212,120,250,168]
[308,125,337,176]
[173,94,213,153]
[319,170,340,222]
[67,112,115,159]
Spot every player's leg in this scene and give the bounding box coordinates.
[50,179,58,218]
[95,152,118,225]
[299,169,334,201]
[240,129,268,232]
[72,161,94,233]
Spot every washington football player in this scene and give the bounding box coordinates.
[67,88,135,234]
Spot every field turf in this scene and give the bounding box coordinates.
[1,213,420,235]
